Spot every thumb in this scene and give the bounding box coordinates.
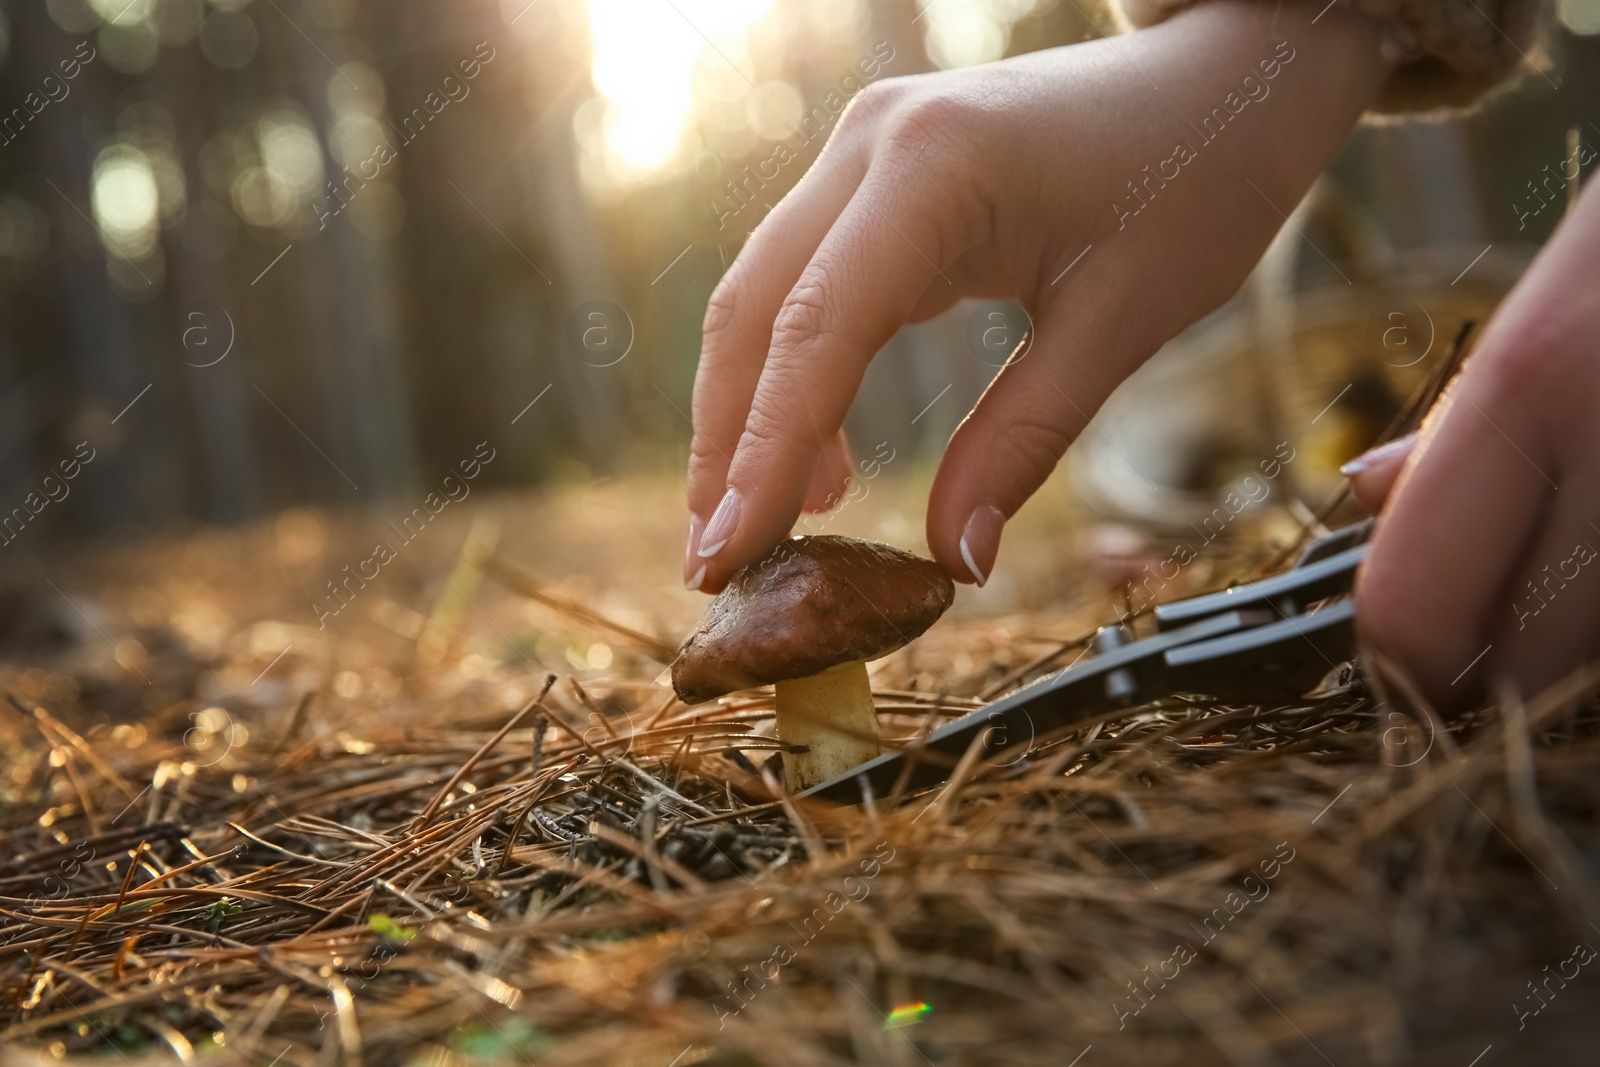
[926,306,1138,586]
[1342,432,1418,515]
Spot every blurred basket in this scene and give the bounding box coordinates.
[1069,189,1530,535]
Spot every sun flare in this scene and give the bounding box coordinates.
[584,0,774,182]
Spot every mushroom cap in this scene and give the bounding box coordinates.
[671,535,955,705]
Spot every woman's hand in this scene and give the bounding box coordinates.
[1349,178,1600,707]
[684,0,1392,592]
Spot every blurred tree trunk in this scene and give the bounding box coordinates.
[36,10,172,535]
[157,32,261,523]
[514,4,625,474]
[378,0,624,484]
[257,2,416,502]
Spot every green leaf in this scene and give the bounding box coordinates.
[368,912,418,943]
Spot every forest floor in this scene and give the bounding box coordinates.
[0,472,1596,1066]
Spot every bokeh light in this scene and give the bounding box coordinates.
[920,0,1051,69]
[46,0,101,34]
[228,109,326,230]
[91,145,161,257]
[199,8,259,68]
[327,62,388,168]
[1559,0,1600,33]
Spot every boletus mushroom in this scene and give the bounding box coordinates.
[672,535,954,790]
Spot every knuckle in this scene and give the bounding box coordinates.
[769,277,835,355]
[744,380,826,456]
[740,400,785,451]
[838,78,905,132]
[1468,306,1587,421]
[734,415,798,483]
[687,433,728,468]
[994,411,1075,477]
[702,260,747,339]
[686,422,737,508]
[881,91,985,166]
[1475,346,1549,410]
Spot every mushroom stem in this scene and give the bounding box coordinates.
[773,659,881,791]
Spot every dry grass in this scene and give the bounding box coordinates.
[1,468,1598,1067]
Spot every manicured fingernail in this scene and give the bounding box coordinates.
[685,563,707,592]
[958,501,1005,587]
[684,515,705,581]
[1341,433,1416,478]
[697,487,742,558]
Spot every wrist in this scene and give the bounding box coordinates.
[1138,0,1394,200]
[1166,0,1394,107]
[1149,0,1394,72]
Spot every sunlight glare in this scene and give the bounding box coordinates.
[585,0,773,182]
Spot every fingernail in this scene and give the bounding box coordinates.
[697,487,742,559]
[958,501,1005,587]
[685,562,707,592]
[684,515,705,580]
[1341,433,1417,478]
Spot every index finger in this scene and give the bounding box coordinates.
[685,159,863,579]
[694,160,975,588]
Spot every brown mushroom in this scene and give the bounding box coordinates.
[672,535,954,790]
